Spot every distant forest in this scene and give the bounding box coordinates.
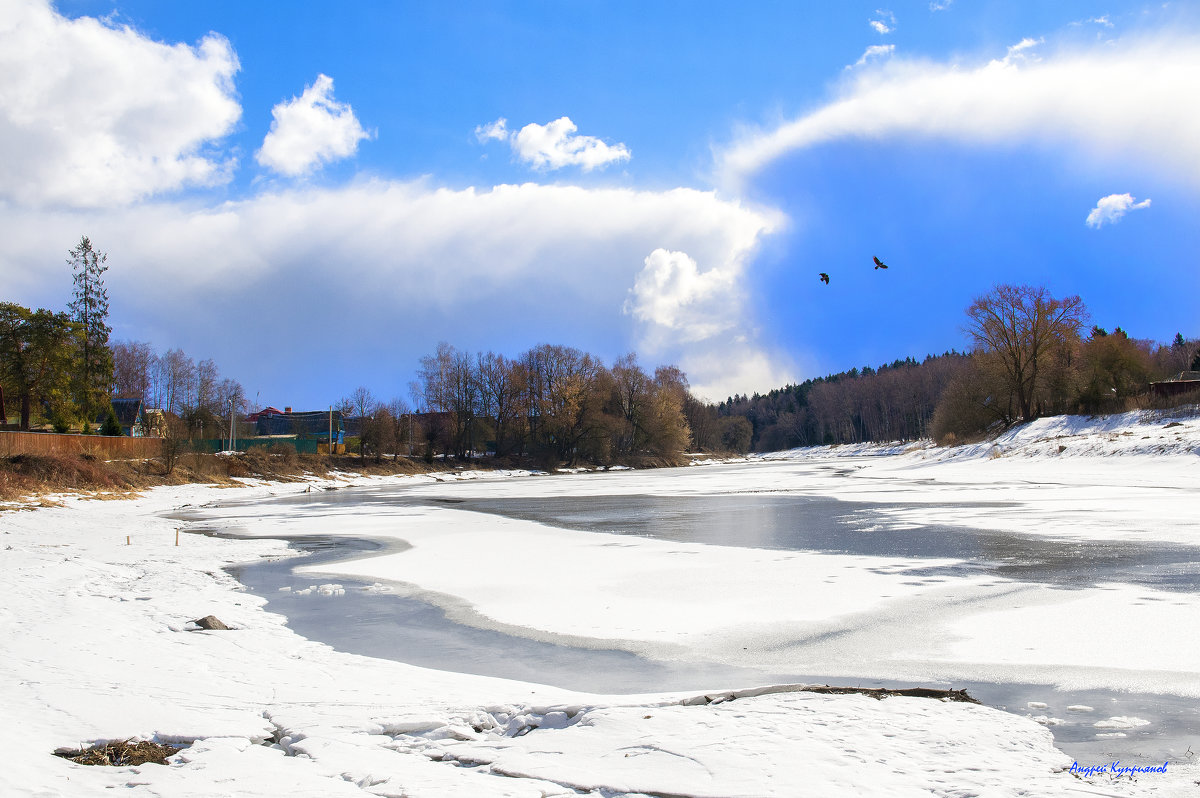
[701,284,1199,452]
[703,352,967,451]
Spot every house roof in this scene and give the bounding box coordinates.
[99,397,144,427]
[246,406,285,423]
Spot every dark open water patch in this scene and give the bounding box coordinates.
[224,533,787,694]
[410,493,1200,593]
[213,488,1200,593]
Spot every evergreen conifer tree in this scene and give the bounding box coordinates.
[67,236,114,419]
[100,406,122,436]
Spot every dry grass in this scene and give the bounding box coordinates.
[0,449,495,507]
[0,453,130,502]
[54,739,181,767]
[1,441,695,508]
[0,453,236,504]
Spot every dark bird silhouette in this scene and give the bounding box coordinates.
[819,272,830,284]
[873,256,888,270]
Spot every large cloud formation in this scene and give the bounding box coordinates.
[0,182,785,402]
[0,0,240,207]
[719,36,1200,190]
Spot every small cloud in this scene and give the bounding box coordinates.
[1003,37,1044,63]
[474,117,509,143]
[514,117,631,172]
[1071,16,1114,30]
[256,74,372,177]
[477,116,631,172]
[1085,193,1151,228]
[852,44,895,68]
[929,0,954,11]
[870,10,895,34]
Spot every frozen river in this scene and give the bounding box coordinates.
[13,411,1197,796]
[195,466,1200,766]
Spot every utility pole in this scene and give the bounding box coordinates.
[229,399,235,451]
[328,405,333,456]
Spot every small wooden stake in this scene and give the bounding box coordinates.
[175,529,180,546]
[126,535,130,545]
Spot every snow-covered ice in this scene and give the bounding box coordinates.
[3,409,1199,796]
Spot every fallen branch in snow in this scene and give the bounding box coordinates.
[800,685,981,704]
[683,683,981,706]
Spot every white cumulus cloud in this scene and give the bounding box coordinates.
[1085,193,1151,228]
[719,36,1200,191]
[0,0,241,207]
[625,249,737,342]
[256,74,372,177]
[624,246,795,400]
[477,116,631,172]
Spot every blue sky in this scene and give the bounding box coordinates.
[2,0,1198,409]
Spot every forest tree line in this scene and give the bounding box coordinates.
[712,284,1200,451]
[5,242,1197,462]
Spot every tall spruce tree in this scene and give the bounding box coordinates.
[67,236,114,420]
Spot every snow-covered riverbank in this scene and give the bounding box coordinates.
[3,409,1199,796]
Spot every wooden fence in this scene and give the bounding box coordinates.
[0,431,164,459]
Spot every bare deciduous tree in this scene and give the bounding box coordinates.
[610,353,650,454]
[477,351,521,456]
[964,284,1088,421]
[112,340,155,400]
[346,386,376,458]
[156,349,195,416]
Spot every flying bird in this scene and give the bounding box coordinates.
[819,272,829,284]
[873,256,888,270]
